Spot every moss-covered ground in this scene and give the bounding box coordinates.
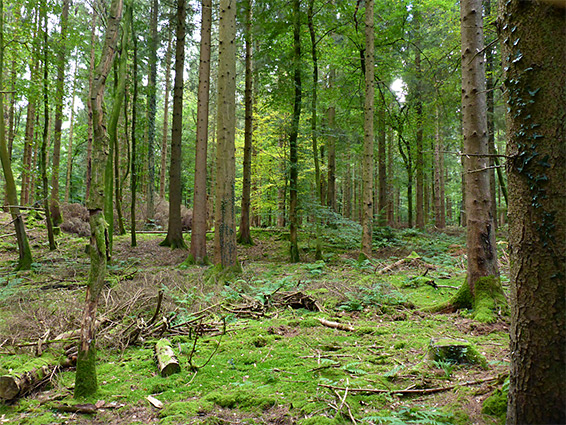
[0,214,510,424]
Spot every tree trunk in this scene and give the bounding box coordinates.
[213,0,239,269]
[433,103,446,229]
[499,1,565,423]
[414,14,424,230]
[441,0,503,323]
[161,0,187,250]
[40,5,56,250]
[159,34,173,200]
[360,0,374,260]
[49,0,70,228]
[0,0,33,270]
[188,0,212,264]
[146,0,159,222]
[130,8,138,248]
[377,100,386,226]
[237,0,254,246]
[85,7,98,199]
[64,56,78,203]
[75,0,123,398]
[288,0,302,263]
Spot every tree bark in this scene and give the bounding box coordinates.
[377,100,386,226]
[414,13,425,230]
[146,0,159,222]
[188,0,212,264]
[64,56,78,203]
[49,0,70,228]
[0,0,33,270]
[360,0,374,259]
[75,0,123,398]
[159,33,173,200]
[130,7,138,247]
[161,0,187,250]
[237,0,254,246]
[433,103,446,228]
[499,1,565,423]
[288,0,302,263]
[213,0,238,269]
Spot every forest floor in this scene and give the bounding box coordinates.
[0,210,510,425]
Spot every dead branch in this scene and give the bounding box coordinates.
[317,318,355,332]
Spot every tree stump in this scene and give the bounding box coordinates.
[154,339,180,377]
[428,337,486,366]
[0,357,54,400]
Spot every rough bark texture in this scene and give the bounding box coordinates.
[0,0,33,270]
[188,0,212,264]
[130,9,138,247]
[214,0,238,268]
[377,101,387,226]
[360,0,374,259]
[49,0,70,228]
[64,60,78,203]
[460,0,500,318]
[146,0,158,221]
[161,0,187,250]
[288,0,302,263]
[75,0,123,398]
[237,0,254,246]
[433,103,446,228]
[499,1,565,423]
[159,34,173,200]
[414,15,424,230]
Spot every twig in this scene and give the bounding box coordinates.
[467,164,505,174]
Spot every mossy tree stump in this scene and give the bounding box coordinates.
[428,337,487,367]
[155,339,181,377]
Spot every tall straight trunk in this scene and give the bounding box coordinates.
[433,103,446,228]
[130,8,138,247]
[344,149,352,219]
[49,0,70,228]
[75,0,123,399]
[499,2,565,423]
[288,0,302,263]
[360,0,374,259]
[326,103,336,212]
[159,34,173,200]
[386,125,394,226]
[307,0,321,204]
[414,22,425,230]
[188,0,212,264]
[161,0,187,249]
[64,56,78,203]
[40,5,56,250]
[7,58,16,158]
[146,0,158,221]
[213,0,238,268]
[484,0,497,229]
[107,10,130,243]
[277,138,286,228]
[85,7,97,199]
[440,0,503,323]
[237,0,253,246]
[377,101,386,226]
[0,0,33,270]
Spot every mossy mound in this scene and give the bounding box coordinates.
[428,338,487,368]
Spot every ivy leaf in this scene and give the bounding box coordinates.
[528,88,540,97]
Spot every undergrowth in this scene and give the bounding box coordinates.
[0,222,509,425]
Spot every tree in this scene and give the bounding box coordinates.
[75,0,123,398]
[360,0,374,260]
[213,0,239,270]
[0,0,33,271]
[188,0,212,264]
[499,1,565,423]
[130,5,139,248]
[437,0,505,322]
[49,0,70,228]
[288,0,302,263]
[237,0,254,246]
[146,0,159,222]
[160,0,187,250]
[159,33,173,200]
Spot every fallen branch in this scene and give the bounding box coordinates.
[317,318,355,332]
[319,376,499,396]
[154,339,181,377]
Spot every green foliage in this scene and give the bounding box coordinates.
[337,280,407,312]
[431,359,455,379]
[362,405,455,425]
[482,378,509,423]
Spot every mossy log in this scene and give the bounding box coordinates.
[154,339,180,377]
[0,356,73,400]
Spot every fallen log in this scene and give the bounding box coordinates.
[317,318,355,332]
[154,339,181,377]
[0,356,74,400]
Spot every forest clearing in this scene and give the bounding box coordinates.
[0,210,510,424]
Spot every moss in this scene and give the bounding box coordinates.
[204,388,276,410]
[160,399,214,418]
[183,253,212,267]
[473,276,507,323]
[428,338,487,368]
[298,417,338,425]
[205,263,242,285]
[74,341,98,398]
[482,387,508,423]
